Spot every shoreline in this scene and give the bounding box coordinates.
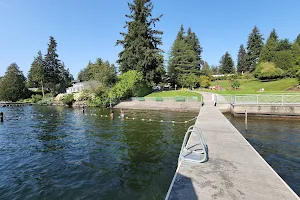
[113,101,201,112]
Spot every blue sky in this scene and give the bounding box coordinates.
[0,0,299,78]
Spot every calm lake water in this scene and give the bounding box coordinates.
[0,106,197,200]
[224,114,300,196]
[1,107,299,199]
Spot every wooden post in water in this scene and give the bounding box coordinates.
[0,112,3,122]
[245,109,248,130]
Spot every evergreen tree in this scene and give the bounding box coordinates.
[245,26,264,72]
[43,36,72,93]
[116,0,164,86]
[168,25,202,86]
[237,44,247,73]
[211,65,220,75]
[168,25,186,85]
[219,52,235,74]
[260,30,278,62]
[201,61,212,77]
[77,58,117,87]
[186,27,203,69]
[27,50,45,91]
[274,51,294,70]
[295,34,300,46]
[269,28,278,42]
[58,62,73,93]
[276,39,292,51]
[44,36,61,92]
[0,63,28,101]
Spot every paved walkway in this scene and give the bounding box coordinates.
[166,92,299,200]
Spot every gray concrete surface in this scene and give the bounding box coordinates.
[166,92,299,200]
[232,104,300,116]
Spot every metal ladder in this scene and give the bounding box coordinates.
[178,125,208,164]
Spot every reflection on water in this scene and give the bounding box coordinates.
[224,113,300,196]
[0,106,197,199]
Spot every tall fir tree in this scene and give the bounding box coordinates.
[237,44,247,73]
[43,36,61,91]
[295,34,300,46]
[219,52,235,74]
[43,36,72,93]
[269,28,278,42]
[77,58,117,87]
[201,61,212,77]
[260,29,278,63]
[276,39,292,51]
[245,26,264,72]
[186,27,203,69]
[116,0,164,86]
[0,63,28,101]
[27,50,45,97]
[168,25,186,85]
[168,25,202,85]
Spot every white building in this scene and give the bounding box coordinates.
[66,80,98,94]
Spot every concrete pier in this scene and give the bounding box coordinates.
[166,92,299,200]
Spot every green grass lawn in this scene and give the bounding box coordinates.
[209,78,299,94]
[146,90,202,101]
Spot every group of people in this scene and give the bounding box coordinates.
[110,109,125,120]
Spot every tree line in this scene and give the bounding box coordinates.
[1,0,300,102]
[0,36,73,101]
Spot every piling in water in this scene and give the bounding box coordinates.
[0,112,3,122]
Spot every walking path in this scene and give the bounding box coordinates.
[166,92,299,200]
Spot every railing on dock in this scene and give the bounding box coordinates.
[178,125,208,164]
[213,94,300,105]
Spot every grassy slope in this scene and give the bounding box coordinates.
[209,78,299,94]
[146,90,202,100]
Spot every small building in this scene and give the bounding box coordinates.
[66,80,98,94]
[28,88,39,92]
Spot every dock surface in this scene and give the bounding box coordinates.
[166,92,299,200]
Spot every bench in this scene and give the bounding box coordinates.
[176,97,186,102]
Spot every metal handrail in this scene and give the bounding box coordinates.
[214,94,300,105]
[178,125,208,164]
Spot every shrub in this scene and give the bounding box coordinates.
[242,71,252,81]
[296,70,300,85]
[73,91,91,101]
[62,94,74,106]
[55,93,66,101]
[109,70,143,99]
[255,62,284,80]
[133,82,152,97]
[31,94,42,103]
[199,76,210,88]
[231,80,241,89]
